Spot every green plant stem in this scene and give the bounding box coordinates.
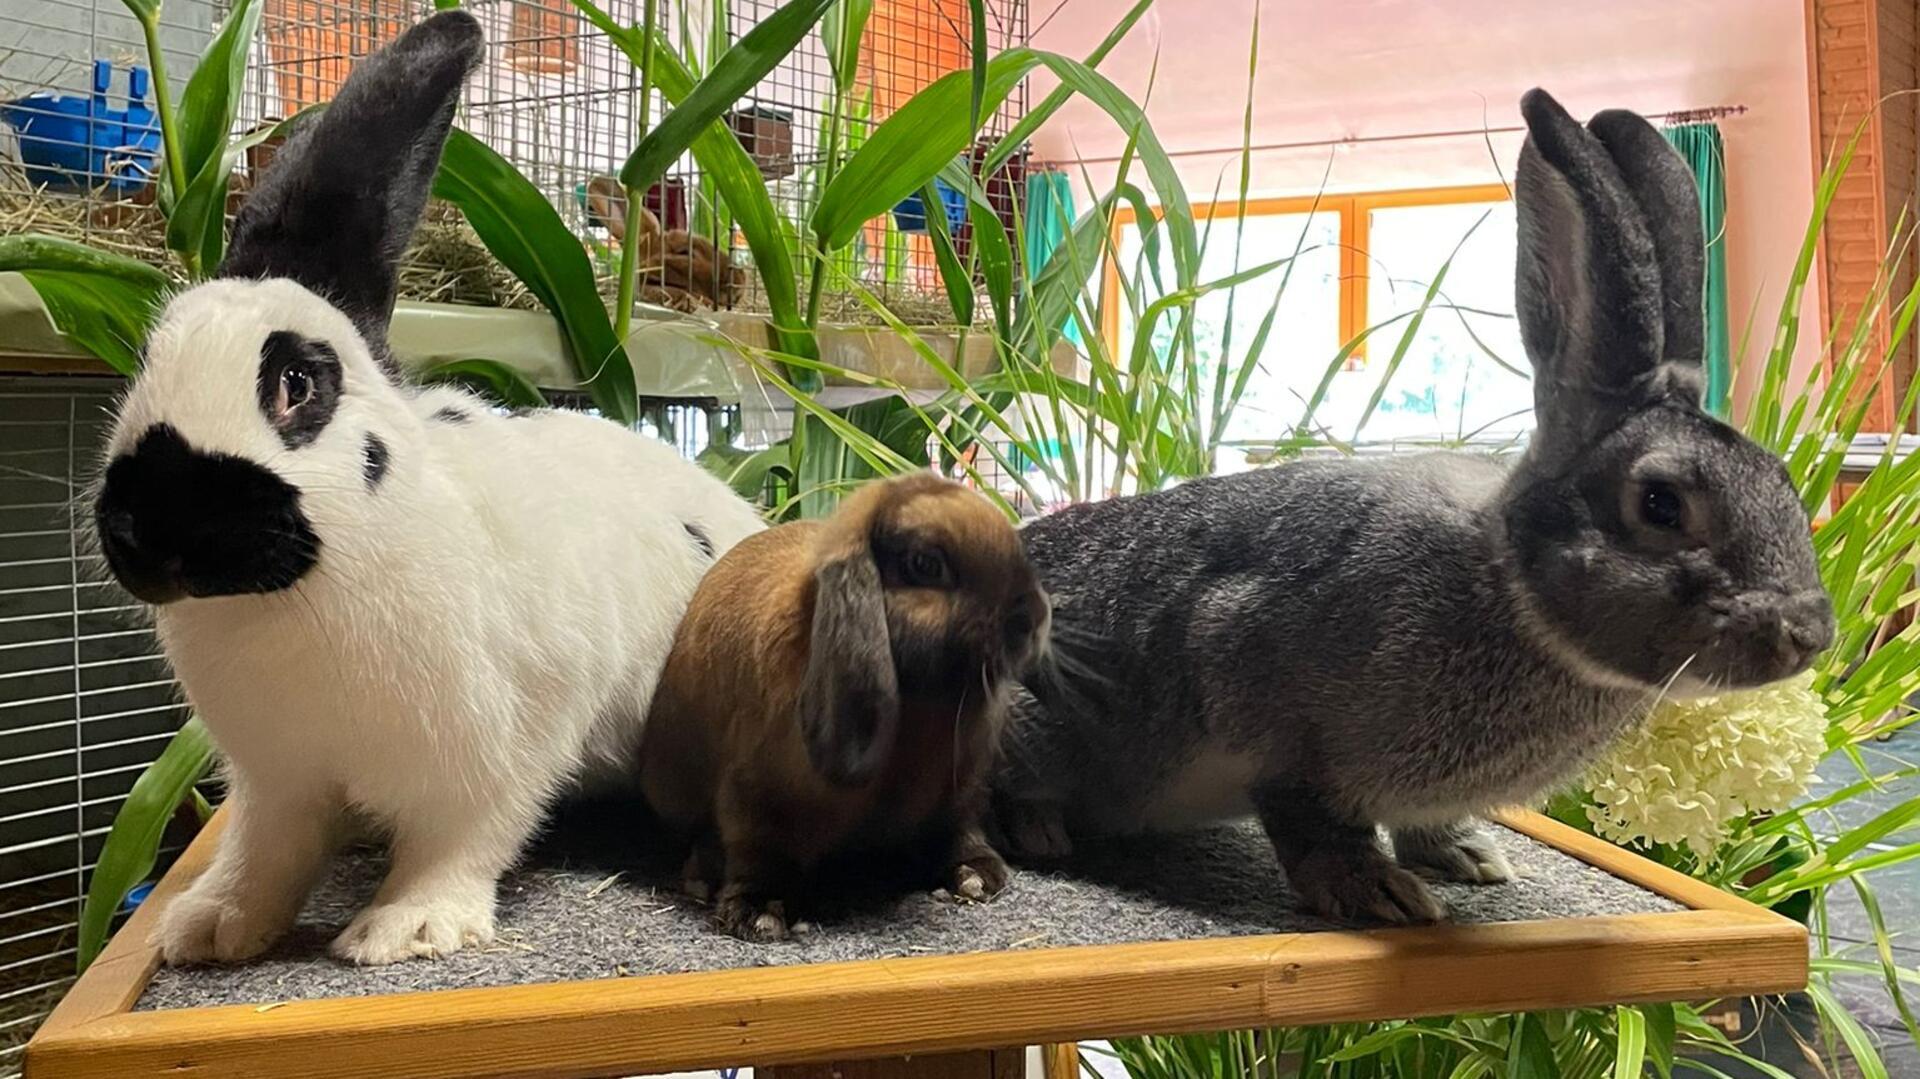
[804,50,852,330]
[614,0,662,344]
[137,14,195,275]
[614,189,644,342]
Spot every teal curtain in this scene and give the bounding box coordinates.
[1661,123,1732,417]
[1023,171,1080,345]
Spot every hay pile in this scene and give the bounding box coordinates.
[1,159,984,329]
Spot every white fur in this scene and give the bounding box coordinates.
[120,278,764,965]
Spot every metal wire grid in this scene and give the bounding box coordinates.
[4,0,1031,323]
[0,377,192,1077]
[0,0,213,266]
[723,0,1030,321]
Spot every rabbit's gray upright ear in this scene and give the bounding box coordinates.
[219,11,484,367]
[798,545,900,787]
[1515,88,1706,462]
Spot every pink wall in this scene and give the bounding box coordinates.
[1030,0,1823,404]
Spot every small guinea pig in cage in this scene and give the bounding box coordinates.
[639,472,1049,940]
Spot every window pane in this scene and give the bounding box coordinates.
[1115,211,1343,447]
[1359,201,1532,441]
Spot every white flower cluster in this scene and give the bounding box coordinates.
[1583,673,1829,860]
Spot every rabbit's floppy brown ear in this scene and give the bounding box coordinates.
[798,532,900,787]
[219,12,484,367]
[1515,88,1705,463]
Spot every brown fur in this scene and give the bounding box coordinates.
[584,175,745,311]
[640,473,1047,940]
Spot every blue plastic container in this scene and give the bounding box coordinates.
[118,880,156,915]
[2,60,160,193]
[892,177,968,235]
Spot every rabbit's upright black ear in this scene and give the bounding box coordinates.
[798,542,900,788]
[219,11,484,364]
[1515,89,1705,461]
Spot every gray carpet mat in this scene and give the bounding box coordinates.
[139,812,1681,1012]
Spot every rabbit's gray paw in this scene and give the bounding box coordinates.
[1393,823,1516,885]
[1288,847,1446,925]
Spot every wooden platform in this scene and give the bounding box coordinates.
[25,810,1807,1079]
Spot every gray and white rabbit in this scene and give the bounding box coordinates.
[91,12,763,965]
[994,89,1835,924]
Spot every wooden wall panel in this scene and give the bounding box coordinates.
[1807,0,1918,431]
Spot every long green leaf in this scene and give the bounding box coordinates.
[1035,52,1196,281]
[821,0,873,94]
[1806,979,1890,1078]
[78,718,215,972]
[1645,1003,1677,1078]
[0,235,171,374]
[165,0,265,272]
[418,358,549,409]
[1614,1006,1647,1079]
[939,158,1013,341]
[978,0,1152,177]
[621,0,837,195]
[813,49,1042,250]
[569,0,816,362]
[920,179,974,327]
[433,129,635,424]
[1504,1015,1555,1079]
[119,0,187,202]
[968,0,987,131]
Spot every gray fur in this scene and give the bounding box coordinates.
[996,89,1834,924]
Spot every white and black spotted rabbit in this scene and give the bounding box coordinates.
[995,89,1835,924]
[92,12,764,965]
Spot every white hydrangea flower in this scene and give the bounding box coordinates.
[1582,672,1828,861]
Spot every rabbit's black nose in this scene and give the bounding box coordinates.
[95,422,319,603]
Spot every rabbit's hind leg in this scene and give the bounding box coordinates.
[1251,779,1445,925]
[1392,820,1516,884]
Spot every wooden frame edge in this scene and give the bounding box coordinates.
[26,811,1809,1079]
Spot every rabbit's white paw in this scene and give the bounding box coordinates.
[1394,825,1516,885]
[151,884,290,965]
[330,898,494,965]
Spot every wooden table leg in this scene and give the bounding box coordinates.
[761,1046,1025,1079]
[1042,1043,1080,1079]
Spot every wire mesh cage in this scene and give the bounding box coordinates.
[0,376,194,1077]
[2,0,1032,326]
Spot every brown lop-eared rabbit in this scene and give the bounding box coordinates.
[640,473,1049,940]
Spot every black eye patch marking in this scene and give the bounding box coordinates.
[683,522,714,559]
[362,433,390,491]
[431,406,470,425]
[257,331,343,449]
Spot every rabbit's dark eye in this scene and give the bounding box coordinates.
[903,547,953,588]
[279,366,314,415]
[256,331,341,449]
[1640,482,1685,530]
